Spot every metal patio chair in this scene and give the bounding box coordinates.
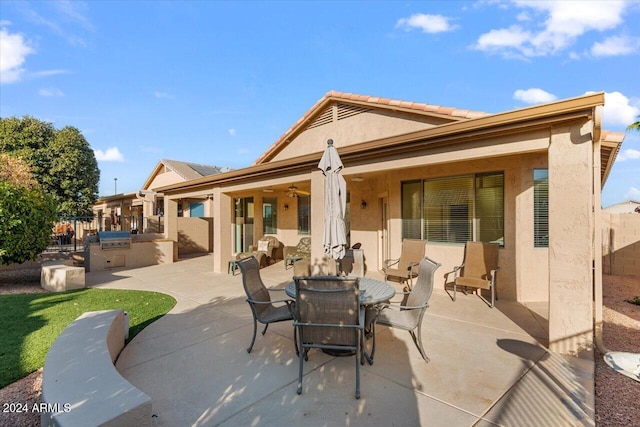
[383,239,426,290]
[375,257,441,362]
[237,256,296,353]
[293,276,364,399]
[451,241,500,308]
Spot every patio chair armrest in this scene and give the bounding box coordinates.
[246,298,292,306]
[384,258,400,268]
[446,264,464,279]
[397,303,429,311]
[384,301,429,311]
[408,262,420,274]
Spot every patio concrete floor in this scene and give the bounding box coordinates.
[86,254,595,427]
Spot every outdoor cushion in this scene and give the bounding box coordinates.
[257,240,270,252]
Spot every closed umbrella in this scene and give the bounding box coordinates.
[318,139,347,260]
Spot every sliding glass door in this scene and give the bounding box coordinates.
[234,197,254,253]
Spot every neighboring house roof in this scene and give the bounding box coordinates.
[160,159,230,181]
[157,92,617,194]
[253,90,490,165]
[142,159,231,191]
[603,200,640,213]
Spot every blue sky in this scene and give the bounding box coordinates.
[1,0,638,207]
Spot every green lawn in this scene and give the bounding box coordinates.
[0,288,176,388]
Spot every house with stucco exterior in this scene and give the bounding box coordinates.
[150,90,623,357]
[92,159,229,233]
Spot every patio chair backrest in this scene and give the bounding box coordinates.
[461,242,499,282]
[296,237,311,253]
[398,239,426,271]
[237,256,271,317]
[294,276,360,347]
[405,257,441,319]
[336,249,364,277]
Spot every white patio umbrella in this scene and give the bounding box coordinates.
[318,139,347,260]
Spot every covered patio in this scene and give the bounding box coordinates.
[88,254,594,426]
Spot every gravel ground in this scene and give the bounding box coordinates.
[0,271,638,427]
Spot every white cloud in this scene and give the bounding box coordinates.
[475,0,628,58]
[39,87,64,97]
[396,14,457,34]
[625,186,640,200]
[616,149,640,162]
[154,91,174,99]
[600,91,640,128]
[94,147,124,162]
[32,69,70,77]
[228,129,236,136]
[0,27,35,84]
[514,88,557,104]
[591,35,640,57]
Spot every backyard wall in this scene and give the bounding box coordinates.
[177,217,213,255]
[602,212,640,277]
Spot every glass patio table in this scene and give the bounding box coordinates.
[284,277,395,306]
[285,277,395,358]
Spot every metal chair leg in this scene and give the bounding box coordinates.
[297,327,303,395]
[355,333,361,399]
[247,317,258,353]
[415,324,429,363]
[262,323,269,335]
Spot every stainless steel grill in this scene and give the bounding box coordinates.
[98,231,132,250]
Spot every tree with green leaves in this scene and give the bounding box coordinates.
[0,116,100,218]
[0,154,56,265]
[627,115,640,132]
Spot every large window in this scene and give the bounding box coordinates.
[262,197,277,234]
[297,195,310,235]
[533,169,549,248]
[402,172,504,245]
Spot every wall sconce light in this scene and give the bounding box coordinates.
[360,200,367,209]
[284,203,289,211]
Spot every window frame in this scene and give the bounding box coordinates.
[297,194,310,235]
[262,197,278,234]
[533,168,549,248]
[401,171,505,246]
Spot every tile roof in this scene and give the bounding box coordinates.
[161,159,231,180]
[253,90,489,165]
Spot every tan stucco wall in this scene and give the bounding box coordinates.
[88,240,174,272]
[348,150,550,303]
[177,217,213,254]
[603,213,640,276]
[548,121,595,357]
[272,108,449,162]
[147,170,184,190]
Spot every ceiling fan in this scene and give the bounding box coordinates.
[287,184,310,198]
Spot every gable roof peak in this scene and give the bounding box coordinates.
[253,90,489,165]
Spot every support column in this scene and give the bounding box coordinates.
[213,188,232,273]
[164,197,179,261]
[548,121,594,357]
